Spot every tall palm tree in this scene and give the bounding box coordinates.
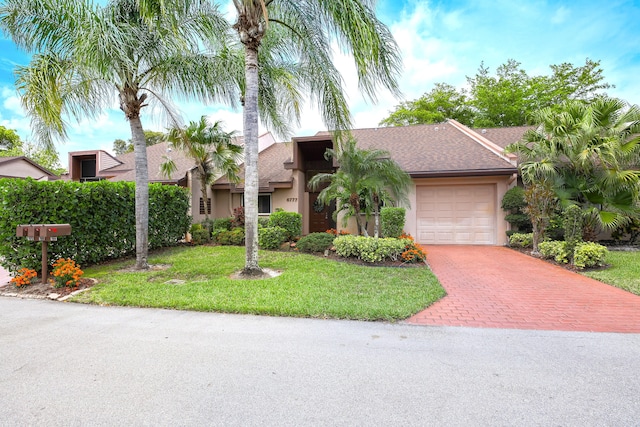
[506,96,640,238]
[161,116,243,220]
[0,0,237,269]
[138,0,402,275]
[309,139,411,236]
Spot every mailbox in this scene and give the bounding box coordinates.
[16,225,31,239]
[41,224,72,241]
[29,225,42,241]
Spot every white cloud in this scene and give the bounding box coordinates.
[551,6,570,24]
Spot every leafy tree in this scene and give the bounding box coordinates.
[506,96,640,239]
[309,139,411,237]
[113,130,166,155]
[0,126,21,151]
[379,83,475,127]
[0,0,237,269]
[161,116,242,220]
[380,58,612,128]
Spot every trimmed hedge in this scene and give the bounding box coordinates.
[258,226,288,249]
[508,232,533,248]
[297,232,336,253]
[333,235,408,263]
[380,207,405,238]
[0,178,191,273]
[268,210,302,241]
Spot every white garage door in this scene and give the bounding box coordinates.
[416,184,496,245]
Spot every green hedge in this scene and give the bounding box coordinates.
[380,207,405,238]
[268,210,302,241]
[333,235,408,263]
[258,226,288,249]
[0,178,191,273]
[296,232,336,253]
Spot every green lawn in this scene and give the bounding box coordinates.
[582,251,640,296]
[73,245,445,321]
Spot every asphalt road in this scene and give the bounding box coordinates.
[1,298,639,426]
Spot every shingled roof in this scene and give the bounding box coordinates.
[214,142,294,191]
[343,121,522,177]
[104,141,195,184]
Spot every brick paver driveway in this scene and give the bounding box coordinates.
[407,246,640,333]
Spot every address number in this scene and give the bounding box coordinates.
[286,198,298,202]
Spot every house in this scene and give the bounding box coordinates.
[214,120,531,246]
[65,132,277,223]
[0,156,58,181]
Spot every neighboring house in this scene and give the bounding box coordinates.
[0,156,58,181]
[65,132,277,223]
[214,120,531,246]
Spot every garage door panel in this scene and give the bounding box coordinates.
[416,184,496,245]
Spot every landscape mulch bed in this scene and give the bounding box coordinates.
[0,278,96,300]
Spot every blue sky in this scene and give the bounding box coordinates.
[1,0,639,168]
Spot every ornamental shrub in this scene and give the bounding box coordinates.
[258,226,288,249]
[268,210,302,241]
[508,232,533,248]
[501,186,532,233]
[51,258,83,288]
[211,217,233,231]
[296,233,336,253]
[0,178,190,273]
[333,235,406,263]
[214,227,245,246]
[573,242,608,269]
[189,223,211,245]
[10,267,37,287]
[258,217,271,228]
[563,205,583,261]
[380,207,405,238]
[538,241,569,264]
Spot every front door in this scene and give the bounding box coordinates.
[308,192,335,233]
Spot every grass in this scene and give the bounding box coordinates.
[581,250,640,296]
[73,245,446,321]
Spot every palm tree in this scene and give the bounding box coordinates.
[161,116,243,220]
[0,0,237,269]
[506,96,640,240]
[309,139,411,236]
[138,0,401,275]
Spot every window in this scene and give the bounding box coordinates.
[241,193,272,214]
[199,197,211,215]
[81,159,96,179]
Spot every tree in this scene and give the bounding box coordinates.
[113,130,166,155]
[380,58,612,128]
[506,96,640,240]
[380,83,475,127]
[230,0,402,275]
[0,126,21,151]
[161,116,242,220]
[1,0,237,269]
[308,139,411,237]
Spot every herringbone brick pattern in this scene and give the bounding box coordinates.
[406,246,640,333]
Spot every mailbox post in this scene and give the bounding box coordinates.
[16,224,72,282]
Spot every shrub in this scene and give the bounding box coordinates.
[189,224,211,245]
[10,267,37,287]
[214,227,245,246]
[509,233,533,248]
[380,207,405,238]
[401,242,427,263]
[296,233,336,253]
[538,241,569,264]
[333,235,406,263]
[0,179,190,273]
[51,258,84,288]
[211,217,233,231]
[501,187,532,233]
[573,242,608,269]
[268,210,302,241]
[258,217,271,228]
[563,204,583,260]
[258,226,288,250]
[231,206,245,228]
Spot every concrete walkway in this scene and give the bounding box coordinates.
[407,246,640,333]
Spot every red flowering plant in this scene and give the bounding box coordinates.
[326,229,350,236]
[50,258,84,288]
[10,267,37,288]
[399,233,427,263]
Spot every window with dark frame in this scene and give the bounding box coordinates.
[199,197,211,214]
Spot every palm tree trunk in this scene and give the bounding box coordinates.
[242,43,262,275]
[200,172,209,221]
[130,115,149,269]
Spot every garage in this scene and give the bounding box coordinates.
[416,184,496,245]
